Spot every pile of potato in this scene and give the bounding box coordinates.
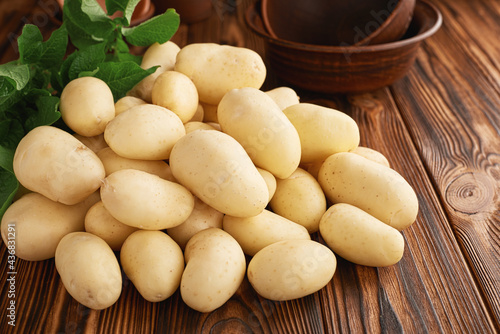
[0,41,419,312]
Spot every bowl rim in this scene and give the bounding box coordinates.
[246,0,442,53]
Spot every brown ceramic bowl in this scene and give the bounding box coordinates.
[246,0,442,94]
[261,0,416,46]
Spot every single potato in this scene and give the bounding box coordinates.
[184,121,217,134]
[350,146,390,167]
[73,133,108,153]
[60,77,115,137]
[248,239,336,301]
[55,232,122,310]
[181,228,246,313]
[114,96,147,115]
[265,87,300,110]
[320,203,405,267]
[121,230,184,302]
[257,167,277,202]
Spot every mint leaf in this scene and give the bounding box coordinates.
[122,9,180,46]
[0,63,30,91]
[106,0,141,26]
[92,61,156,100]
[0,169,19,221]
[81,0,109,21]
[68,42,107,80]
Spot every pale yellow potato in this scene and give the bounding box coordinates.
[188,103,204,122]
[104,104,185,160]
[166,197,223,249]
[152,70,199,123]
[73,133,108,153]
[175,43,266,105]
[305,160,323,180]
[55,232,122,310]
[223,209,310,256]
[257,167,276,202]
[85,201,139,251]
[121,230,184,302]
[265,87,300,110]
[60,77,115,137]
[13,126,105,205]
[169,130,269,217]
[100,169,195,230]
[318,152,419,231]
[320,203,405,267]
[218,87,301,179]
[127,68,164,103]
[181,228,246,312]
[114,96,147,115]
[97,147,175,181]
[351,146,390,167]
[140,41,180,70]
[1,192,96,261]
[206,122,221,131]
[284,103,360,164]
[247,239,336,301]
[270,168,326,233]
[200,101,218,123]
[183,121,217,134]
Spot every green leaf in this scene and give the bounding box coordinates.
[17,24,43,65]
[24,95,61,132]
[0,120,24,150]
[0,78,22,112]
[122,9,180,46]
[38,25,69,69]
[68,42,107,80]
[81,0,110,21]
[0,169,19,221]
[92,61,156,100]
[0,63,30,91]
[106,0,141,25]
[0,145,15,173]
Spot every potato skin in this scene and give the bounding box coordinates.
[120,230,184,302]
[320,203,405,267]
[318,152,418,231]
[181,228,246,313]
[13,126,105,205]
[55,232,122,310]
[248,239,336,301]
[265,87,300,110]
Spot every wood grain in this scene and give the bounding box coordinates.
[0,0,499,333]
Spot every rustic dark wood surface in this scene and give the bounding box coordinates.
[1,0,499,333]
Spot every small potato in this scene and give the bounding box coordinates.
[104,104,185,160]
[270,168,326,233]
[188,103,204,122]
[318,152,419,231]
[184,121,217,134]
[206,122,221,131]
[257,167,276,202]
[351,146,390,167]
[167,197,224,249]
[140,41,180,71]
[114,96,147,116]
[169,130,269,218]
[97,147,175,181]
[127,68,164,103]
[218,87,301,179]
[200,101,218,123]
[60,77,115,137]
[284,103,360,164]
[223,209,310,256]
[320,203,405,267]
[13,126,105,205]
[55,232,122,310]
[248,239,336,301]
[121,230,184,302]
[181,228,246,313]
[73,133,108,153]
[265,87,300,110]
[175,43,266,105]
[85,201,139,251]
[100,169,195,230]
[1,192,96,261]
[152,70,199,123]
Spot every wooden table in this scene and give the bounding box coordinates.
[1,0,499,332]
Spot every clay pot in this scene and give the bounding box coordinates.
[153,0,212,24]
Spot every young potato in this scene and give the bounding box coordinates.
[167,197,224,249]
[1,192,96,261]
[175,43,266,105]
[318,152,419,231]
[85,201,139,251]
[100,169,195,230]
[181,228,246,313]
[248,239,336,301]
[121,230,184,302]
[188,103,204,122]
[270,168,327,233]
[184,121,217,134]
[283,103,360,164]
[104,104,185,160]
[218,87,301,179]
[114,96,147,116]
[127,68,165,103]
[73,133,108,153]
[169,130,269,218]
[265,87,300,110]
[140,41,180,70]
[152,70,199,123]
[60,77,115,137]
[97,147,175,181]
[320,203,405,267]
[55,232,122,310]
[13,126,105,205]
[223,209,310,256]
[351,146,390,167]
[257,167,277,202]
